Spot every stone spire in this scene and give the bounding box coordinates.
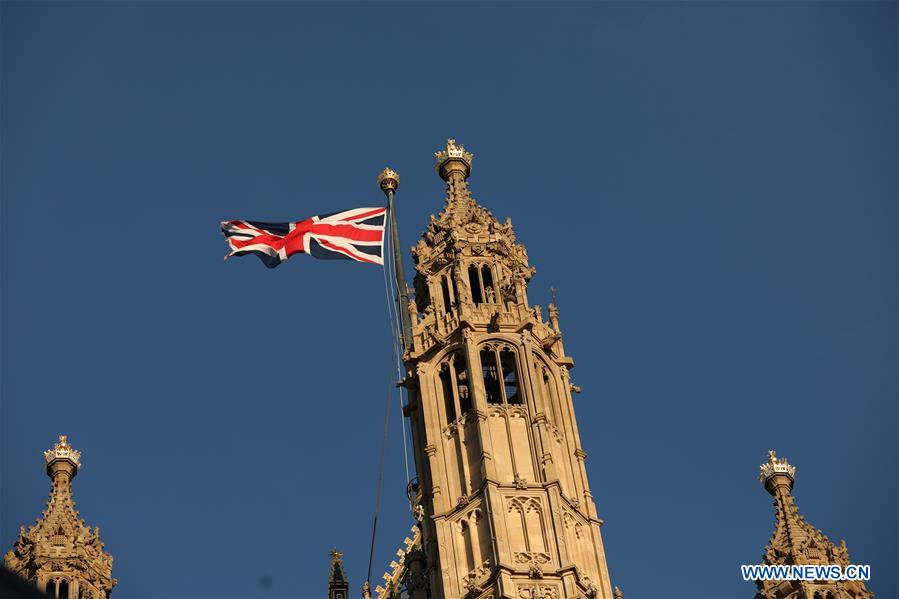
[4,436,116,599]
[395,140,615,599]
[328,549,349,599]
[408,140,536,358]
[754,451,872,599]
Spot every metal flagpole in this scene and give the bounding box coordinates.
[364,168,414,593]
[378,168,413,351]
[378,167,413,482]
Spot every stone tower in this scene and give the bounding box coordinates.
[755,451,872,599]
[394,140,615,599]
[4,436,116,599]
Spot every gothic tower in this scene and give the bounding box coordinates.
[329,549,350,599]
[395,140,616,599]
[755,451,871,599]
[4,436,116,599]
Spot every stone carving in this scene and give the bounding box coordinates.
[461,559,491,596]
[755,451,872,599]
[759,449,797,484]
[517,584,558,599]
[411,142,533,286]
[4,436,116,599]
[463,576,482,595]
[374,524,422,599]
[514,552,551,579]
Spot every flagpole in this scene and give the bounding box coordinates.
[378,168,413,352]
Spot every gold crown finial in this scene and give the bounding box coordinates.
[759,449,796,486]
[377,167,400,196]
[434,138,474,180]
[44,435,82,471]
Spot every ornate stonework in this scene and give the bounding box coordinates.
[390,140,617,599]
[4,436,116,599]
[754,451,872,599]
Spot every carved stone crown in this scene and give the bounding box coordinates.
[44,435,81,469]
[434,139,473,177]
[759,449,795,485]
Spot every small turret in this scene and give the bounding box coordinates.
[328,549,349,599]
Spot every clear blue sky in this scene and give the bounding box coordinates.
[2,2,896,598]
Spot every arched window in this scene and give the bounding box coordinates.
[480,345,521,405]
[440,353,471,422]
[440,365,456,422]
[58,579,69,599]
[457,367,472,413]
[500,349,520,404]
[481,349,502,404]
[468,266,483,304]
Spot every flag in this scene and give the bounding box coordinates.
[220,207,387,268]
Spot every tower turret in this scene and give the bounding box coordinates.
[4,436,116,599]
[755,451,872,599]
[394,140,615,599]
[328,549,349,599]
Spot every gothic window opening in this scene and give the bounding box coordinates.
[481,349,502,404]
[58,579,69,599]
[501,349,521,404]
[468,266,484,304]
[481,346,522,405]
[414,280,432,314]
[440,353,471,422]
[457,367,472,413]
[441,276,453,312]
[481,266,494,302]
[440,366,457,423]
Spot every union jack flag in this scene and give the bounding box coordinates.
[220,206,387,268]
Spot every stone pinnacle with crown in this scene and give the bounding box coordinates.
[759,449,796,495]
[44,434,82,479]
[434,139,474,181]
